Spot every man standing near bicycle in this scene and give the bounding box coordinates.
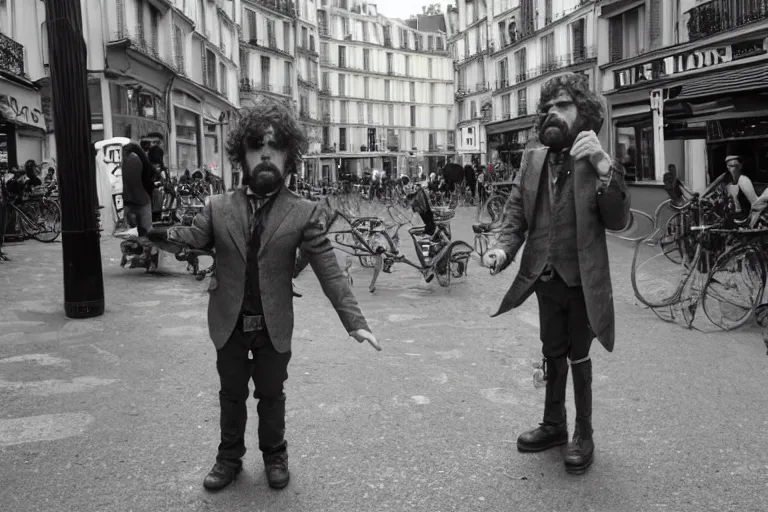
[483,73,630,474]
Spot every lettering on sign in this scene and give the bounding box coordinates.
[613,37,768,89]
[0,95,46,129]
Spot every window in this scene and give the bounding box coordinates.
[466,127,474,146]
[150,7,159,51]
[322,71,330,91]
[540,33,555,70]
[301,26,308,47]
[429,107,435,128]
[339,127,347,151]
[502,94,511,118]
[517,88,527,116]
[428,34,434,50]
[364,77,370,98]
[283,21,290,51]
[206,48,216,88]
[447,130,454,147]
[428,58,433,78]
[338,45,346,67]
[137,1,145,43]
[338,74,345,96]
[284,61,291,94]
[310,34,315,51]
[499,21,507,47]
[261,56,270,88]
[384,79,390,100]
[436,36,444,50]
[414,34,422,51]
[358,103,365,123]
[367,103,374,124]
[457,100,464,121]
[463,33,469,58]
[362,21,369,42]
[174,25,185,73]
[470,101,477,118]
[388,104,394,125]
[514,48,527,82]
[340,100,348,123]
[219,62,227,93]
[363,48,370,70]
[615,124,653,181]
[410,130,416,149]
[197,0,206,34]
[323,126,330,147]
[300,94,309,115]
[267,20,276,48]
[386,52,393,74]
[497,58,508,88]
[410,105,416,127]
[409,82,415,102]
[405,56,411,76]
[428,132,437,151]
[544,0,552,24]
[341,16,350,35]
[430,83,435,103]
[321,41,329,60]
[609,5,645,62]
[571,18,586,63]
[246,9,256,41]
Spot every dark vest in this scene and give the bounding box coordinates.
[527,157,581,286]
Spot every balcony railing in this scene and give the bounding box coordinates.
[110,28,178,71]
[283,85,292,95]
[319,86,331,95]
[297,76,317,89]
[686,0,768,41]
[0,33,25,76]
[322,113,331,123]
[319,24,329,36]
[240,77,272,92]
[252,0,296,17]
[517,102,527,117]
[383,36,392,47]
[246,37,292,58]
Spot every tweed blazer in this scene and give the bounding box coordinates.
[491,146,631,352]
[170,186,370,352]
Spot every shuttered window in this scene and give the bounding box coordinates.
[609,16,623,62]
[247,10,256,41]
[571,18,585,62]
[648,0,662,50]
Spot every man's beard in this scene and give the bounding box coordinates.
[244,161,283,197]
[539,114,580,152]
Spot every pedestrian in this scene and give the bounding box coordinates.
[121,143,155,237]
[483,73,631,474]
[464,161,477,203]
[163,98,380,492]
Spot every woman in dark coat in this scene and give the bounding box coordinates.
[121,143,155,236]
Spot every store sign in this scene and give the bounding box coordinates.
[613,37,768,89]
[0,94,46,131]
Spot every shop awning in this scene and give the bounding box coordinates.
[485,114,536,135]
[672,64,768,101]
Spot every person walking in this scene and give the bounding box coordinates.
[483,73,630,474]
[164,99,380,492]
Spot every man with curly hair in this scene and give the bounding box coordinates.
[483,73,630,474]
[166,98,380,491]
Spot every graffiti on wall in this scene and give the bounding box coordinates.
[0,95,46,130]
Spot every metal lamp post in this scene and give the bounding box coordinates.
[43,0,105,318]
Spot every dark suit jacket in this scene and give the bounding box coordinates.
[169,186,370,352]
[491,146,631,352]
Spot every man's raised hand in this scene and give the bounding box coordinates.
[570,130,610,176]
[350,329,381,351]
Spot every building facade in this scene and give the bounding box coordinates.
[597,0,768,193]
[447,0,491,167]
[0,0,47,172]
[311,0,454,183]
[483,0,598,170]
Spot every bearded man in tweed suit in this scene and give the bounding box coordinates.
[483,73,631,474]
[166,99,380,492]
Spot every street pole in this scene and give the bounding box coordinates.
[43,0,105,319]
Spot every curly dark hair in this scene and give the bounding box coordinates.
[226,98,307,175]
[534,73,605,136]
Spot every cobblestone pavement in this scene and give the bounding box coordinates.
[0,206,766,512]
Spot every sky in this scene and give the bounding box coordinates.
[375,0,454,21]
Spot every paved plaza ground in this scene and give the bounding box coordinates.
[0,206,766,512]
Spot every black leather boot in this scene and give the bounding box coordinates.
[517,356,569,452]
[203,462,242,491]
[258,395,290,489]
[564,358,594,474]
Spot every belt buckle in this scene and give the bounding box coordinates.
[242,314,263,333]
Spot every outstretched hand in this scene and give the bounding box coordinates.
[350,329,381,351]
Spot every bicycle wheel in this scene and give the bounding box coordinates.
[33,199,61,243]
[631,229,695,308]
[702,245,767,330]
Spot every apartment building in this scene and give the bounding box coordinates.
[484,0,597,169]
[4,0,242,186]
[0,0,47,170]
[295,0,322,178]
[312,0,454,182]
[447,0,491,167]
[597,0,768,193]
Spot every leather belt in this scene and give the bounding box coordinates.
[237,313,265,333]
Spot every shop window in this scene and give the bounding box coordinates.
[615,125,655,182]
[139,93,155,119]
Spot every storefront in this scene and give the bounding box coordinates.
[602,31,768,192]
[484,114,536,171]
[174,104,200,174]
[0,82,46,171]
[110,82,168,145]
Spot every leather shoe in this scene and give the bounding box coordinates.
[517,423,568,452]
[564,424,594,474]
[264,451,290,489]
[203,462,241,491]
